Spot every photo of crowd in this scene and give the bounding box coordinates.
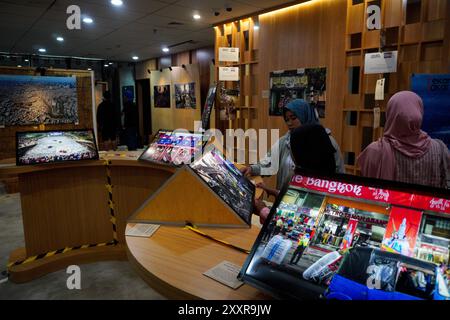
[139,130,203,166]
[190,147,255,224]
[17,130,98,165]
[174,82,196,109]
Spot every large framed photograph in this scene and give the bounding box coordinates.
[16,129,99,166]
[269,68,326,117]
[190,147,255,226]
[139,129,204,166]
[0,74,78,126]
[239,170,450,300]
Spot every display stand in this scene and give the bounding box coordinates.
[129,165,250,228]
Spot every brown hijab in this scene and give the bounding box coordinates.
[357,91,432,180]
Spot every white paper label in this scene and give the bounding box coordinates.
[375,78,385,101]
[373,107,381,129]
[218,47,239,62]
[125,224,160,238]
[219,67,239,81]
[203,261,244,289]
[364,51,398,74]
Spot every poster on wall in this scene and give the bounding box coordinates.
[364,51,398,74]
[269,68,326,117]
[154,85,171,108]
[381,207,422,257]
[0,74,78,126]
[201,85,217,131]
[411,74,450,149]
[122,85,134,103]
[340,218,358,251]
[174,82,196,109]
[218,82,238,121]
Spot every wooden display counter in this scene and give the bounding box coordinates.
[125,219,269,300]
[0,152,176,283]
[0,151,264,284]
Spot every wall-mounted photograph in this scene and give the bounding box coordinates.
[269,68,327,118]
[0,74,78,126]
[174,82,196,109]
[154,84,171,108]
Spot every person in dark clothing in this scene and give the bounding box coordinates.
[96,91,116,151]
[255,124,337,224]
[122,95,139,150]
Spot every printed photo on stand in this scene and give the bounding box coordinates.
[190,147,255,225]
[174,82,196,109]
[0,74,78,126]
[16,129,99,166]
[138,129,204,166]
[239,171,450,300]
[200,85,217,131]
[269,68,326,117]
[154,85,171,108]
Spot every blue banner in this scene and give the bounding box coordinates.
[411,74,450,149]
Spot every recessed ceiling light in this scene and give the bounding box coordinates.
[24,59,29,62]
[193,14,201,20]
[162,47,169,53]
[108,62,113,65]
[17,65,22,68]
[104,64,109,67]
[111,0,123,6]
[87,68,92,71]
[83,17,94,24]
[56,36,64,42]
[132,56,139,60]
[38,48,46,53]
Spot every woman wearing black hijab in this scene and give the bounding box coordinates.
[289,124,337,175]
[255,124,337,224]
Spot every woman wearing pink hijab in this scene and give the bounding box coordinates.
[357,91,449,188]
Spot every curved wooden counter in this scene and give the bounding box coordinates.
[126,221,269,300]
[1,152,176,283]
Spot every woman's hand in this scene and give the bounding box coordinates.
[240,166,252,177]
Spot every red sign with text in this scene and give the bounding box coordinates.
[290,175,450,215]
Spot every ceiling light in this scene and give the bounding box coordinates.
[83,17,94,24]
[38,48,46,53]
[56,36,64,42]
[162,47,169,53]
[17,65,22,68]
[87,68,92,71]
[193,14,201,20]
[132,56,139,60]
[24,59,29,62]
[111,0,123,6]
[104,64,109,67]
[108,62,113,65]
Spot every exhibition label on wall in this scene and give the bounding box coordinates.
[218,47,240,62]
[219,67,240,81]
[364,51,398,74]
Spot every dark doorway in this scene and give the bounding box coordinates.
[136,79,151,145]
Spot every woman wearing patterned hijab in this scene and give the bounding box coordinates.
[357,91,449,188]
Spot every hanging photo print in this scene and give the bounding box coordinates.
[218,81,238,121]
[174,82,196,109]
[269,68,327,117]
[154,85,171,108]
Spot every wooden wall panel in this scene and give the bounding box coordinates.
[257,0,347,142]
[0,67,93,160]
[150,64,201,133]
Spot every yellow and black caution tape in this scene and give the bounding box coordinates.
[6,161,120,272]
[104,160,118,244]
[184,223,250,254]
[7,241,117,269]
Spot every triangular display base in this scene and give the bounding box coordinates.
[128,166,250,228]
